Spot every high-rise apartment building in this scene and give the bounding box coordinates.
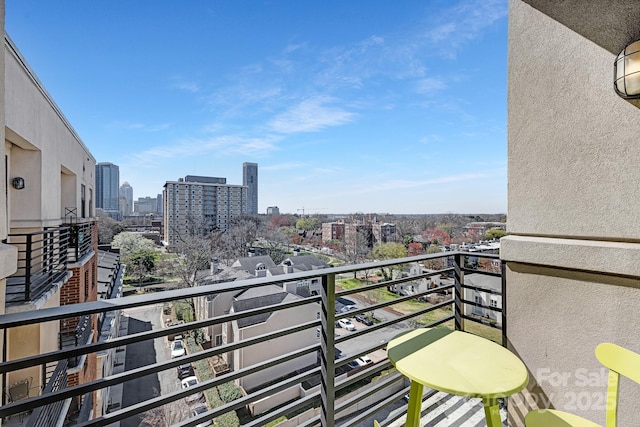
[119,181,133,217]
[96,162,119,217]
[163,175,248,247]
[243,162,258,215]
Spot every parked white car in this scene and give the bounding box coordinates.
[181,376,204,404]
[171,339,186,358]
[338,318,356,331]
[357,355,373,366]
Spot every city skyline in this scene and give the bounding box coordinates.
[6,1,508,214]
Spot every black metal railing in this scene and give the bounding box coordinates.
[25,358,68,427]
[6,222,95,303]
[59,314,93,369]
[6,227,71,303]
[0,251,504,427]
[66,222,94,263]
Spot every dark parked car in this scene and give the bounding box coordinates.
[354,313,373,326]
[177,363,194,380]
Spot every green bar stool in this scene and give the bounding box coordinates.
[525,343,640,427]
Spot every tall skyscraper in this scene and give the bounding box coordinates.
[243,162,258,215]
[119,181,133,217]
[96,162,120,217]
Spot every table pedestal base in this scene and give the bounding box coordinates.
[483,397,502,427]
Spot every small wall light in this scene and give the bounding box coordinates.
[614,40,640,98]
[12,177,25,190]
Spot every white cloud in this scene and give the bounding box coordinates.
[262,162,307,171]
[268,96,356,134]
[129,135,279,166]
[416,78,447,95]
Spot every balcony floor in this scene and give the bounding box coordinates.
[360,392,506,427]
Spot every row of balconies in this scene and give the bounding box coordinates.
[0,251,503,426]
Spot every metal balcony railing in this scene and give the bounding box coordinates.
[25,359,68,427]
[0,251,505,427]
[5,222,96,304]
[59,314,93,369]
[6,227,71,303]
[65,222,94,263]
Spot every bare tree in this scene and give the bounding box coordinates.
[140,389,191,426]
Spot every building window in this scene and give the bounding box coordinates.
[215,335,223,346]
[81,184,86,218]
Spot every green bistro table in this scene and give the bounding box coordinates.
[386,328,528,427]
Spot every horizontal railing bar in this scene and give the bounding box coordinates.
[460,297,503,313]
[336,267,454,298]
[335,298,454,347]
[0,297,322,373]
[242,393,321,427]
[336,371,405,427]
[0,252,473,328]
[335,361,392,393]
[92,362,322,427]
[460,282,502,295]
[0,320,322,417]
[461,267,502,277]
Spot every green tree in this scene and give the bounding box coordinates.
[128,249,156,283]
[485,228,507,240]
[369,242,407,282]
[295,217,319,231]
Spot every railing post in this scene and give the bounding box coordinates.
[320,272,336,427]
[24,234,32,301]
[454,253,464,331]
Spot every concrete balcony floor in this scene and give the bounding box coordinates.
[370,392,506,427]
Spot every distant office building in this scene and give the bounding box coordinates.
[163,175,248,247]
[96,162,120,218]
[156,193,163,215]
[243,162,258,215]
[266,206,280,216]
[134,196,160,214]
[119,181,133,217]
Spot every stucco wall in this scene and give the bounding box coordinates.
[4,38,95,227]
[505,1,640,425]
[507,1,640,240]
[236,302,318,391]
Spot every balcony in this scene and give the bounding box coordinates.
[0,251,504,427]
[5,221,95,304]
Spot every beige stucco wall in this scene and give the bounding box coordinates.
[235,302,318,391]
[6,293,60,395]
[504,1,640,425]
[4,37,95,228]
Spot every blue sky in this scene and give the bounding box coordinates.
[6,0,508,215]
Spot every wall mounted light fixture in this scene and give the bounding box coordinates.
[12,177,25,190]
[614,40,640,99]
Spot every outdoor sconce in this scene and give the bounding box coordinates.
[614,40,640,99]
[11,177,25,190]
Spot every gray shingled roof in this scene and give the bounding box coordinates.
[233,289,290,328]
[232,255,278,273]
[465,273,501,293]
[281,254,329,272]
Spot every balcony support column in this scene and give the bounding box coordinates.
[454,253,464,331]
[320,272,336,427]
